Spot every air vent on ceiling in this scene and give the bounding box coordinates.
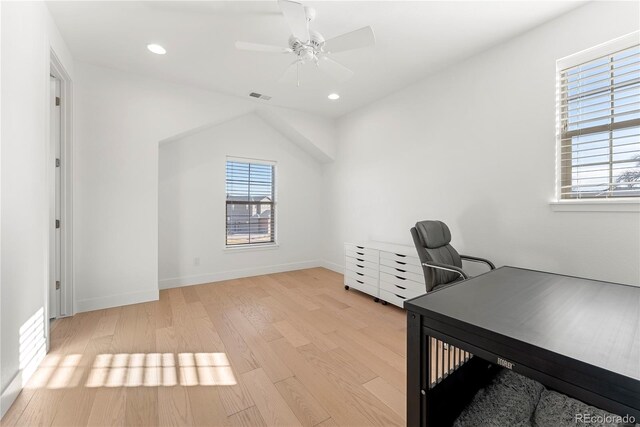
[249,92,271,101]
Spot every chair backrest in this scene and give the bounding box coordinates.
[410,220,462,292]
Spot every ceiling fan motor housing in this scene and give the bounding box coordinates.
[289,29,325,61]
[235,1,374,84]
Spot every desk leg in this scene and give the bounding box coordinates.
[407,311,425,426]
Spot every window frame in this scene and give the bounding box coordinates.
[555,31,640,206]
[224,156,278,249]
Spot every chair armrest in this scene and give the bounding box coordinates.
[422,261,469,280]
[460,255,495,270]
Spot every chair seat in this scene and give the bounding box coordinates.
[411,220,494,293]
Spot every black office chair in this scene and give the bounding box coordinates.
[410,220,495,292]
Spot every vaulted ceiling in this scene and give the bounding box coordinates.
[47,1,584,118]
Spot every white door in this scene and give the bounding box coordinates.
[49,76,61,319]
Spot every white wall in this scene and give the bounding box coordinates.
[159,114,324,288]
[73,63,335,312]
[323,1,640,286]
[269,107,337,161]
[0,1,74,416]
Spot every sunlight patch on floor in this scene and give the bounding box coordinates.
[24,351,236,389]
[85,352,236,388]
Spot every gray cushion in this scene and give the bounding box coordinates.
[533,390,619,427]
[412,220,463,291]
[416,220,452,248]
[424,245,463,286]
[453,370,545,427]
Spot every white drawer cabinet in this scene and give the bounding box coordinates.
[344,241,427,308]
[345,245,379,263]
[345,258,379,279]
[379,289,409,308]
[344,276,378,297]
[344,269,378,288]
[379,265,424,284]
[345,256,378,271]
[379,250,420,265]
[379,272,424,293]
[379,255,423,275]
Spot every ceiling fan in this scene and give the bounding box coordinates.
[235,0,375,86]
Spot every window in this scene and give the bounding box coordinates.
[558,34,640,199]
[225,159,275,246]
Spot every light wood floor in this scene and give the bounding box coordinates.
[2,268,407,427]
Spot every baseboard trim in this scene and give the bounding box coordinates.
[1,343,46,419]
[159,260,322,290]
[75,288,159,313]
[1,369,24,420]
[320,259,344,274]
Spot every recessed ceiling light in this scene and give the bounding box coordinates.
[328,93,340,100]
[147,44,166,55]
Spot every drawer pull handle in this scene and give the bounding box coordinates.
[356,258,364,262]
[395,275,406,280]
[356,252,364,256]
[356,280,364,284]
[356,272,364,276]
[395,294,406,299]
[395,285,406,290]
[396,261,407,265]
[356,264,364,268]
[395,253,406,258]
[356,246,364,249]
[395,268,406,273]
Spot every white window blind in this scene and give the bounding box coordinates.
[559,42,640,199]
[225,160,275,246]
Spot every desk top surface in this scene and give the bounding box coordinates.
[405,266,640,382]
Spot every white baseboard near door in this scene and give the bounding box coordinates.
[159,260,322,290]
[1,368,27,420]
[1,342,46,419]
[321,259,344,274]
[75,288,159,313]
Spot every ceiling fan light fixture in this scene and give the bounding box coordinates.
[147,44,167,55]
[235,1,375,86]
[328,93,340,100]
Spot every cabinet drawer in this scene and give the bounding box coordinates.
[345,276,378,297]
[345,258,379,279]
[380,250,420,266]
[345,255,378,271]
[380,256,423,275]
[345,269,378,287]
[380,272,424,293]
[380,264,424,283]
[380,278,425,297]
[379,289,409,308]
[345,244,379,257]
[345,248,378,263]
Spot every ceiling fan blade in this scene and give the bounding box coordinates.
[278,61,302,85]
[278,0,309,42]
[235,41,292,53]
[317,56,354,83]
[323,26,375,54]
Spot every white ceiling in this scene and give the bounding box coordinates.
[47,1,584,118]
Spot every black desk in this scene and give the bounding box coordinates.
[405,266,640,426]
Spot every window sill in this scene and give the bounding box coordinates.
[223,243,279,253]
[549,199,640,212]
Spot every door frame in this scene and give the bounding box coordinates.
[49,74,61,320]
[48,50,73,333]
